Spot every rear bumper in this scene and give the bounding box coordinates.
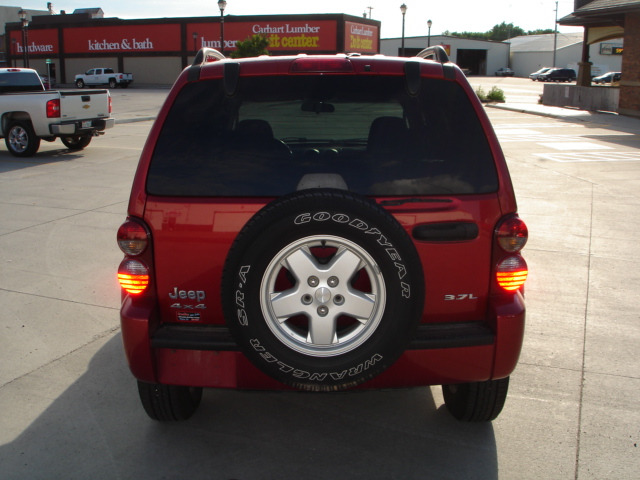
[120,292,525,388]
[49,117,115,135]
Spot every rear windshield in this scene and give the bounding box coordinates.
[0,72,43,93]
[147,74,498,197]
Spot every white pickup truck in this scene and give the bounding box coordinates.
[75,68,133,89]
[1,68,114,157]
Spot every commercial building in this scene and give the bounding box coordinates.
[3,10,380,85]
[559,0,640,116]
[381,35,510,76]
[509,32,622,78]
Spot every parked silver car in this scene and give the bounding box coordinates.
[529,67,551,81]
[593,72,621,84]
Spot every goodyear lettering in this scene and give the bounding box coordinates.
[249,338,383,383]
[291,211,410,290]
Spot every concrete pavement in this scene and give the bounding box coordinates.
[1,83,639,479]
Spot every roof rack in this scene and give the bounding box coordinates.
[415,45,449,64]
[192,48,226,66]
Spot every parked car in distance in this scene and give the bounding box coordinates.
[529,67,551,80]
[593,72,621,84]
[537,68,576,82]
[118,47,528,424]
[495,67,514,77]
[75,68,133,89]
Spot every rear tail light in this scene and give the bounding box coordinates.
[108,95,112,113]
[117,220,149,255]
[494,215,528,293]
[496,215,528,252]
[117,218,151,295]
[118,259,150,295]
[496,256,528,291]
[46,98,61,118]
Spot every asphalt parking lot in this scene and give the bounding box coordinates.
[1,79,639,479]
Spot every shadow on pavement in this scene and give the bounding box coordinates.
[0,334,498,480]
[0,149,85,173]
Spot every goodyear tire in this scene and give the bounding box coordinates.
[222,189,424,391]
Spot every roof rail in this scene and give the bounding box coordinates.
[415,45,450,64]
[192,48,226,66]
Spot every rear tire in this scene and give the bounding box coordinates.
[5,121,40,157]
[137,381,203,421]
[61,135,92,150]
[108,78,117,89]
[442,377,509,422]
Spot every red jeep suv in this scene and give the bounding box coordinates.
[117,47,528,422]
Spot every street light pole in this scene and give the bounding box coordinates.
[552,0,558,67]
[400,4,407,57]
[427,19,432,47]
[18,9,29,68]
[218,0,227,55]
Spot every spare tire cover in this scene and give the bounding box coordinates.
[222,189,424,391]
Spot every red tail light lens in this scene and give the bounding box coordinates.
[117,220,148,255]
[496,215,528,252]
[496,256,528,291]
[108,95,112,113]
[46,99,61,118]
[118,259,150,295]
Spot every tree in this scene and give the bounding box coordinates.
[488,22,525,41]
[527,29,555,35]
[230,34,270,59]
[443,23,548,42]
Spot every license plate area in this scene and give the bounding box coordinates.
[81,120,92,129]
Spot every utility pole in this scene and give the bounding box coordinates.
[552,1,558,67]
[366,6,373,18]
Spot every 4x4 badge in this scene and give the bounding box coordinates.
[170,302,207,309]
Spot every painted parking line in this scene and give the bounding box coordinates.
[534,151,640,162]
[538,142,613,150]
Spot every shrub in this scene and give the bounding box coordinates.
[476,87,487,102]
[486,86,506,103]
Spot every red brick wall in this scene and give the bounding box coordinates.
[619,12,640,116]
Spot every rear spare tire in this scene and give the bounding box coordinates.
[222,189,424,391]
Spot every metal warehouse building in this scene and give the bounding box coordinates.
[3,9,380,85]
[381,35,510,76]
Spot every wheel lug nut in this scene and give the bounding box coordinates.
[308,276,319,287]
[317,306,329,317]
[333,295,344,305]
[302,294,313,305]
[327,276,339,287]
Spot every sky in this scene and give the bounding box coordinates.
[15,0,584,38]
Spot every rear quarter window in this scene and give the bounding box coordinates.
[147,73,498,197]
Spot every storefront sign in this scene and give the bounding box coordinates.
[187,21,337,52]
[64,24,181,53]
[600,43,623,55]
[344,21,378,53]
[9,29,58,55]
